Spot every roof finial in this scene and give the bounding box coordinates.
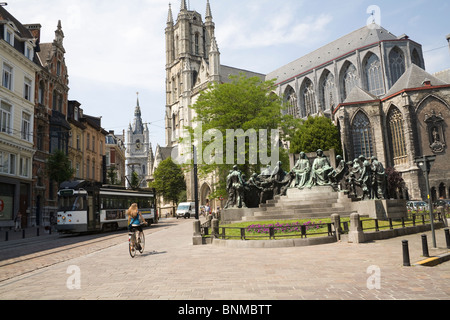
[167,3,174,24]
[180,0,187,11]
[206,0,212,19]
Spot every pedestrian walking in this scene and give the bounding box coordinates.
[14,211,22,231]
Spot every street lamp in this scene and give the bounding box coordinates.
[415,155,437,248]
[193,145,199,220]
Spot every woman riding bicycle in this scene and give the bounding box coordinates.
[127,203,147,232]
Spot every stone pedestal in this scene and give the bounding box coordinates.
[352,199,407,219]
[221,208,256,224]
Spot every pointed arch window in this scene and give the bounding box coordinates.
[284,86,298,118]
[411,49,421,67]
[365,53,384,96]
[342,63,358,101]
[352,111,374,159]
[387,107,407,165]
[389,48,406,85]
[302,78,317,116]
[321,71,336,112]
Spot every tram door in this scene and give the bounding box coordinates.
[87,190,101,230]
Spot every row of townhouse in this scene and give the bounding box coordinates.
[0,6,126,230]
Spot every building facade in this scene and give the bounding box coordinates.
[105,130,126,186]
[267,25,450,201]
[31,20,71,227]
[0,7,40,229]
[126,97,154,189]
[161,1,264,209]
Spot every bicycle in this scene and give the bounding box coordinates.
[128,224,146,258]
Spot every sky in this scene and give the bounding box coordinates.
[6,0,450,149]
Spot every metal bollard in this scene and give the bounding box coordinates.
[421,234,429,257]
[5,231,8,241]
[445,229,450,249]
[22,229,25,239]
[402,240,411,266]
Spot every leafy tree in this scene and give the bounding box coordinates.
[386,167,406,199]
[46,150,74,187]
[289,116,342,156]
[107,165,117,185]
[151,157,186,206]
[185,73,299,198]
[129,171,140,190]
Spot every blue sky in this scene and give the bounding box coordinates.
[7,0,450,148]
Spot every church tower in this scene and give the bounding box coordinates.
[164,0,220,148]
[163,0,220,202]
[126,96,154,189]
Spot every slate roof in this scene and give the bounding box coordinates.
[220,65,265,83]
[384,64,448,97]
[343,86,378,104]
[266,25,398,84]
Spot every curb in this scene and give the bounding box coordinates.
[414,252,450,267]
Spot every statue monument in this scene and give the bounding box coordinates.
[222,149,405,222]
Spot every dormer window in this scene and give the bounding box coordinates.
[4,26,14,46]
[25,43,34,61]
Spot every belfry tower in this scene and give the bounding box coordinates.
[126,95,154,189]
[164,0,220,148]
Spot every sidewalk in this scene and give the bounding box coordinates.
[0,226,57,243]
[0,218,449,300]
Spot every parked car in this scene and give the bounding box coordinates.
[433,199,450,209]
[406,200,428,212]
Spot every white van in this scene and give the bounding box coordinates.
[176,202,195,219]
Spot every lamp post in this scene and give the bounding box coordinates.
[415,155,437,248]
[193,145,199,220]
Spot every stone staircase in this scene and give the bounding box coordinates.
[241,186,357,221]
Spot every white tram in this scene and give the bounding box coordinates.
[57,181,157,233]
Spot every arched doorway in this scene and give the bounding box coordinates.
[200,183,211,206]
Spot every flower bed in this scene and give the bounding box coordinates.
[246,221,323,235]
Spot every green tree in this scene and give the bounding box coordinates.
[289,116,342,156]
[151,157,186,206]
[46,150,74,187]
[185,73,299,198]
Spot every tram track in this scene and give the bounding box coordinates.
[0,218,188,283]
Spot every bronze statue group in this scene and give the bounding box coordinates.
[224,149,388,210]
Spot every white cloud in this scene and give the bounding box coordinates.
[216,2,333,50]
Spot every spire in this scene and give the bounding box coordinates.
[136,91,140,108]
[180,0,187,11]
[167,3,173,25]
[206,0,213,20]
[132,93,144,134]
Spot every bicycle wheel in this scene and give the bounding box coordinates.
[138,231,145,254]
[129,232,136,258]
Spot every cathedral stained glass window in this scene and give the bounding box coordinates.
[387,107,407,165]
[321,71,336,112]
[389,48,406,85]
[365,53,385,96]
[352,111,374,159]
[342,63,359,101]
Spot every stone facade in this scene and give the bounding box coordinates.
[159,1,264,209]
[125,98,154,189]
[267,24,450,202]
